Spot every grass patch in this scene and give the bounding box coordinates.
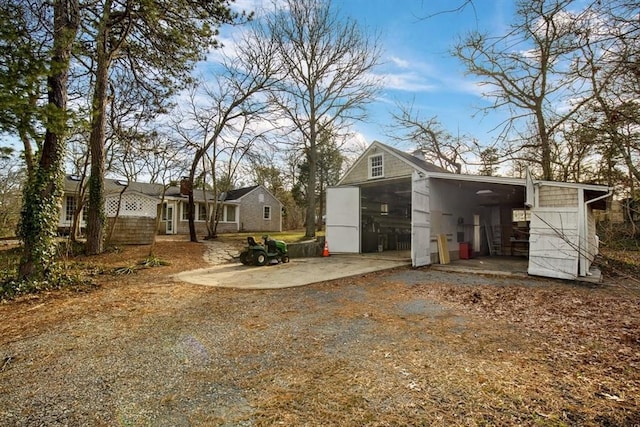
[598,248,640,288]
[112,256,170,275]
[139,255,170,268]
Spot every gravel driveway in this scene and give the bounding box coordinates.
[1,241,638,426]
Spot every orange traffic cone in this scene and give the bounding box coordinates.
[322,240,330,257]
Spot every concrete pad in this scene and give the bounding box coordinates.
[174,255,410,289]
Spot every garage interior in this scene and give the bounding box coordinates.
[360,178,412,253]
[358,177,530,260]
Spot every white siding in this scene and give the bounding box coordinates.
[326,187,360,253]
[411,173,431,267]
[528,207,579,280]
[341,148,415,184]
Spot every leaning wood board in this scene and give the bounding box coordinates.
[437,234,450,264]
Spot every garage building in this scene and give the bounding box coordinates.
[326,141,611,280]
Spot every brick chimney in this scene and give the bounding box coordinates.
[180,177,192,196]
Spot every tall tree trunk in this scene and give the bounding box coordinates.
[305,118,317,238]
[85,2,112,255]
[535,108,552,181]
[19,0,79,279]
[187,151,201,242]
[317,170,323,232]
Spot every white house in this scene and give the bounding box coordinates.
[326,141,611,280]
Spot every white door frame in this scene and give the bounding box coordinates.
[165,204,175,234]
[325,186,360,253]
[411,171,431,267]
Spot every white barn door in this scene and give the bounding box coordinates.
[411,172,431,267]
[326,186,360,253]
[528,207,579,280]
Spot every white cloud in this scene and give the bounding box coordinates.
[390,56,411,69]
[378,71,437,92]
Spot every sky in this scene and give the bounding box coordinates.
[0,0,518,175]
[222,0,518,162]
[331,0,514,150]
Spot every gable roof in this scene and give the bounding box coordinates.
[221,185,259,201]
[104,179,164,197]
[64,176,282,205]
[64,175,165,197]
[337,140,449,185]
[380,142,449,174]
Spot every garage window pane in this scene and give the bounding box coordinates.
[512,208,531,222]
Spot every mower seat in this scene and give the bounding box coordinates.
[247,236,258,246]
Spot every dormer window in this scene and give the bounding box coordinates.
[369,153,384,179]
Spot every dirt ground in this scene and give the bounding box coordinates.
[0,241,639,426]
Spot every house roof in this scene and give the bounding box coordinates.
[379,142,449,174]
[64,176,280,205]
[221,185,259,201]
[105,179,164,197]
[164,186,216,203]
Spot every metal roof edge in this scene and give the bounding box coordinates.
[534,180,610,192]
[425,172,525,186]
[425,172,610,192]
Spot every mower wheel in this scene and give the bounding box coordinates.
[281,255,290,263]
[239,251,249,265]
[255,252,268,266]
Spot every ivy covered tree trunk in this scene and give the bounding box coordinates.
[18,0,79,280]
[85,3,111,255]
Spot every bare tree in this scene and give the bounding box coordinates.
[391,104,475,173]
[576,0,640,187]
[454,0,592,180]
[0,148,24,237]
[79,0,243,255]
[174,28,281,241]
[263,0,381,238]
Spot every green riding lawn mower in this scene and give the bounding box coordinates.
[239,235,290,266]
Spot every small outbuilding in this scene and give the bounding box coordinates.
[326,141,611,280]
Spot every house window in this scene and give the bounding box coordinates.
[65,196,76,221]
[225,205,236,222]
[380,203,389,216]
[182,203,208,221]
[198,203,207,222]
[369,154,383,179]
[263,205,271,220]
